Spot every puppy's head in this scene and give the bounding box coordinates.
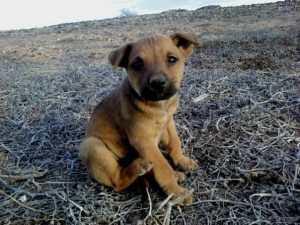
[109,33,199,101]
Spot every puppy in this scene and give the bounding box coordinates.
[80,33,199,204]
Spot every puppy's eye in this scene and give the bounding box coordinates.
[168,56,178,64]
[130,57,144,71]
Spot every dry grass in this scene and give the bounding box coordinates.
[0,1,299,224]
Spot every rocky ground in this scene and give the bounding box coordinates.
[0,1,299,224]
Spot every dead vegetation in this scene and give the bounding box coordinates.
[0,1,299,224]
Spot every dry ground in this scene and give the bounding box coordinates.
[0,1,300,224]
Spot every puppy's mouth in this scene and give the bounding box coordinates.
[141,84,178,101]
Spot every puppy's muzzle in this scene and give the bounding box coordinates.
[141,75,177,101]
[149,75,168,93]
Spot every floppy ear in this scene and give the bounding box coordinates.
[108,44,132,68]
[170,32,199,58]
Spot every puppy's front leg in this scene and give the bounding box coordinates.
[164,118,198,171]
[129,137,192,204]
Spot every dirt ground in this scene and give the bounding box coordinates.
[0,1,299,224]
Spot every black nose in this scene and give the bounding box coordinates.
[149,75,168,92]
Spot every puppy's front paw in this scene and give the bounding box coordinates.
[174,171,186,183]
[175,156,198,171]
[135,158,153,176]
[171,187,193,205]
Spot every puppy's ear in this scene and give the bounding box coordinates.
[170,32,199,58]
[108,44,132,68]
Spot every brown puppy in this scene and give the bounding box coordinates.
[80,33,199,204]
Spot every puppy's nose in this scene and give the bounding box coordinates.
[149,75,168,92]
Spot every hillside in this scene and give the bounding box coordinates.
[0,1,299,224]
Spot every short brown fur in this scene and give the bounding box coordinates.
[80,33,199,204]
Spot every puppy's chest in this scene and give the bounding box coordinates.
[152,102,177,128]
[153,113,168,129]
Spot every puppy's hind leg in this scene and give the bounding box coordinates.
[80,137,152,192]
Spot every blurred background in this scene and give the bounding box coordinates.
[0,0,277,31]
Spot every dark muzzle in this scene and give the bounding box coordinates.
[141,75,177,101]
